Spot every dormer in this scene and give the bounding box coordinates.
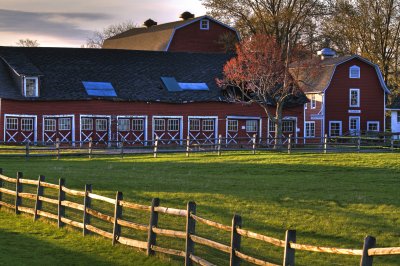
[23,76,39,97]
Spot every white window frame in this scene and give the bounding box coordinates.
[96,119,108,132]
[154,119,165,131]
[21,118,34,131]
[268,119,276,133]
[200,19,209,30]
[282,120,294,132]
[118,119,130,131]
[168,119,179,131]
[227,120,238,132]
[367,121,380,132]
[311,95,316,109]
[189,119,200,131]
[202,119,214,132]
[44,119,56,132]
[81,118,93,131]
[132,119,144,131]
[6,117,18,130]
[24,77,39,97]
[245,120,257,132]
[329,121,342,137]
[349,88,360,108]
[349,65,360,79]
[58,118,71,131]
[305,121,315,138]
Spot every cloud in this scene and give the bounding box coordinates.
[0,9,111,41]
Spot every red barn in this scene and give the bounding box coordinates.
[0,47,304,145]
[102,15,239,53]
[295,48,390,141]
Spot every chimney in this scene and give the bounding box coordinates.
[180,11,195,21]
[144,19,157,28]
[317,48,336,60]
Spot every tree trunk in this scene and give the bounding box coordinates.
[274,103,284,149]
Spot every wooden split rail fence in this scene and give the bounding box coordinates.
[0,169,399,265]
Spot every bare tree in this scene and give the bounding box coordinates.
[85,20,137,48]
[16,39,40,47]
[217,34,312,146]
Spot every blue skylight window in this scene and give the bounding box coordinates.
[178,83,209,91]
[161,77,209,92]
[82,81,117,97]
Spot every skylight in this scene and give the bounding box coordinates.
[161,77,209,92]
[178,82,209,91]
[82,81,117,97]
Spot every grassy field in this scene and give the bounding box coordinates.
[0,152,399,265]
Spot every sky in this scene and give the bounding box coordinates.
[0,0,207,47]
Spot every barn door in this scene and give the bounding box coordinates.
[4,115,36,143]
[44,116,73,143]
[188,117,217,144]
[227,118,259,146]
[81,116,110,144]
[153,117,182,145]
[117,117,146,145]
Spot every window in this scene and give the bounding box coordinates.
[118,119,130,131]
[305,122,315,138]
[132,119,144,131]
[268,119,276,133]
[82,118,93,130]
[189,119,200,131]
[154,119,165,131]
[397,112,400,123]
[96,119,107,131]
[282,121,293,132]
[200,19,209,30]
[6,117,18,130]
[59,118,71,130]
[45,119,56,132]
[329,121,342,137]
[349,65,360,78]
[24,77,39,97]
[21,118,33,131]
[367,121,379,132]
[311,95,316,109]
[246,120,257,132]
[168,119,179,131]
[349,89,360,107]
[227,120,238,131]
[202,119,214,131]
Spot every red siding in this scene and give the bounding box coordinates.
[0,100,303,142]
[168,19,238,53]
[325,58,385,134]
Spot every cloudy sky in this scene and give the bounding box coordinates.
[0,0,206,47]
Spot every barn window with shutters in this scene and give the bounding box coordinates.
[227,120,238,131]
[349,65,360,78]
[154,119,165,131]
[96,119,107,131]
[132,119,144,131]
[6,118,18,130]
[189,119,200,131]
[82,118,93,130]
[21,118,33,131]
[59,118,71,130]
[168,119,179,131]
[45,119,56,131]
[246,120,257,132]
[202,119,214,131]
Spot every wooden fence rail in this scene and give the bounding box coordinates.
[0,169,399,266]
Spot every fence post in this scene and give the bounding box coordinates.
[252,134,257,155]
[147,198,160,256]
[323,134,328,154]
[25,142,30,161]
[58,178,65,228]
[15,172,23,214]
[120,138,124,159]
[360,236,376,266]
[283,230,296,266]
[390,139,394,151]
[83,184,92,236]
[56,138,60,160]
[230,214,242,266]
[0,168,2,208]
[88,138,93,159]
[34,175,45,221]
[288,134,292,154]
[112,191,123,246]
[185,201,196,266]
[153,137,158,158]
[217,134,222,156]
[186,135,190,157]
[357,135,361,152]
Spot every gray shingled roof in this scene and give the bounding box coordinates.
[0,46,232,102]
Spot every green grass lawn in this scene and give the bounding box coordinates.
[0,152,399,265]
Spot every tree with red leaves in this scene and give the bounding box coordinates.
[217,34,309,146]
